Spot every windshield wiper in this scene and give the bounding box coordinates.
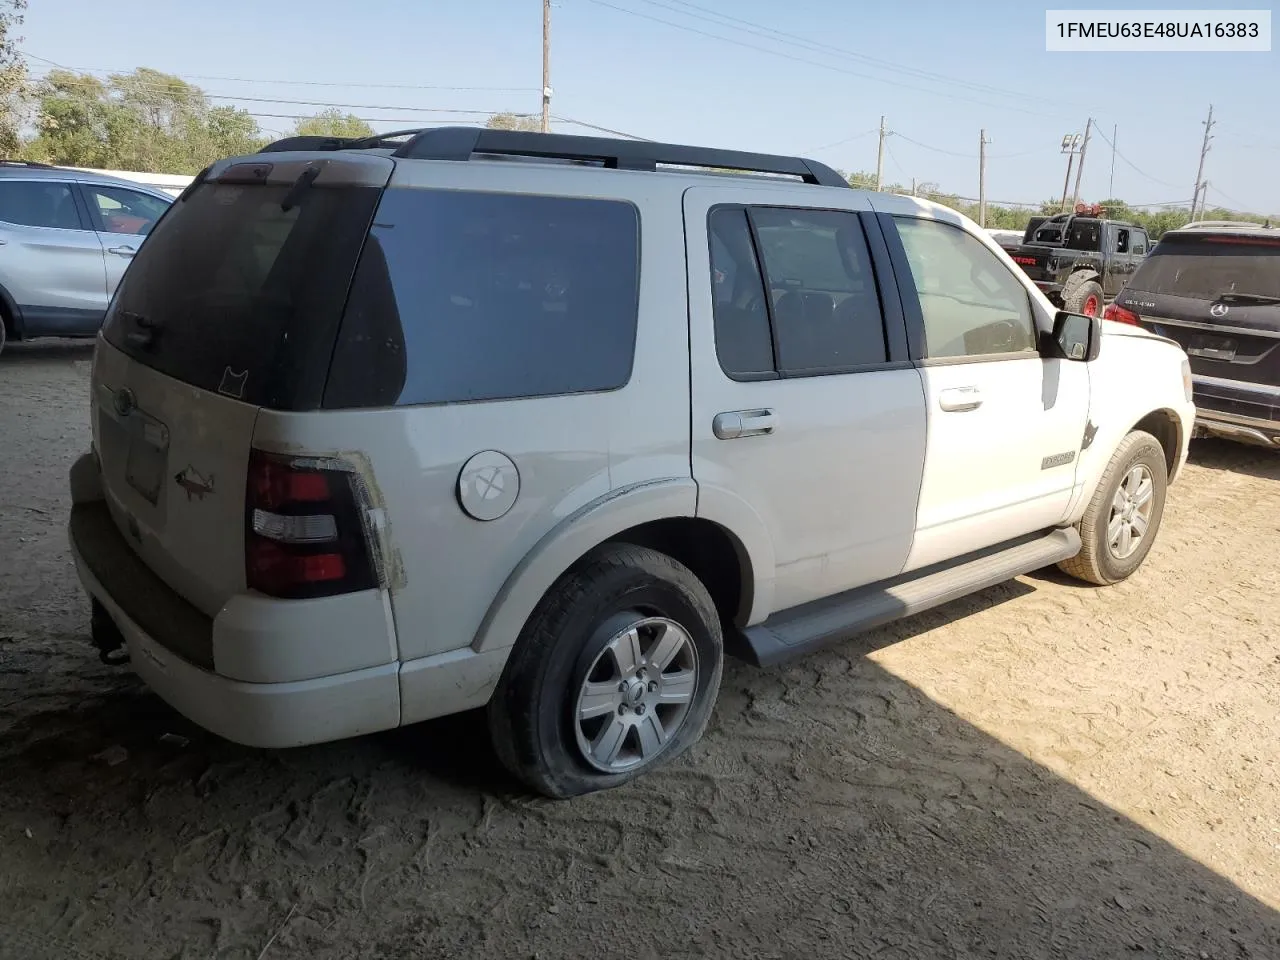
[1217,293,1280,306]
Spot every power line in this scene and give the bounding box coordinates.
[803,128,878,153]
[1090,123,1181,190]
[24,53,537,93]
[582,0,1051,117]
[624,0,1067,110]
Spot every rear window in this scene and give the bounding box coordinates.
[323,188,640,408]
[103,180,381,408]
[1128,235,1280,300]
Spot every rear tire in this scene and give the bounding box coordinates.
[1058,430,1168,585]
[488,543,723,799]
[1063,274,1104,317]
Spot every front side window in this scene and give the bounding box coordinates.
[85,185,170,235]
[325,188,640,408]
[0,180,82,230]
[892,216,1038,360]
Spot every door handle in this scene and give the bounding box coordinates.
[107,246,136,258]
[938,386,983,412]
[713,408,776,440]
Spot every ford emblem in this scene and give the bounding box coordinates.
[113,387,137,417]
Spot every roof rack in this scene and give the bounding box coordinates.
[259,125,848,188]
[0,159,53,168]
[1177,219,1274,231]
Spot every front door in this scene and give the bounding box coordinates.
[0,178,107,332]
[872,204,1091,572]
[685,185,928,615]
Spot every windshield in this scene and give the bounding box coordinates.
[102,180,380,408]
[1128,235,1280,301]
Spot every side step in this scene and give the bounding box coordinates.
[738,527,1081,668]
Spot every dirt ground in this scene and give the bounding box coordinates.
[1,340,1277,960]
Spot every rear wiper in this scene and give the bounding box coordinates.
[280,164,322,212]
[1217,293,1280,306]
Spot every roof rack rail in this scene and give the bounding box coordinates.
[0,159,53,168]
[1178,219,1273,230]
[257,125,848,187]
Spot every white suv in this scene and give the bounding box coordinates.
[68,128,1195,797]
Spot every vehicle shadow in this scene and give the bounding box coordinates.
[1187,436,1280,482]
[2,581,1275,958]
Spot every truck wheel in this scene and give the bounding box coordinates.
[1062,274,1104,317]
[1058,430,1168,586]
[488,543,724,798]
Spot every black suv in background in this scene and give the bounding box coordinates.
[1107,221,1280,449]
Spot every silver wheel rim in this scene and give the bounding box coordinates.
[573,616,699,774]
[1107,463,1155,560]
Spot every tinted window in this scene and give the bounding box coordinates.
[85,184,170,235]
[750,208,887,372]
[1132,229,1149,255]
[103,181,381,408]
[1129,234,1280,300]
[0,180,81,230]
[325,189,640,408]
[1066,219,1100,250]
[707,207,774,378]
[892,216,1038,359]
[1115,227,1131,254]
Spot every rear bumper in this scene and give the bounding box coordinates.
[68,454,403,748]
[1192,376,1280,447]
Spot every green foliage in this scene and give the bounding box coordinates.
[0,0,26,155]
[25,68,265,173]
[844,170,1274,239]
[289,108,374,140]
[485,111,540,132]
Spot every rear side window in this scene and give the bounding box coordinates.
[0,180,82,230]
[1129,235,1280,300]
[324,188,640,408]
[103,181,381,408]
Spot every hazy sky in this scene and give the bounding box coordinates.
[19,0,1280,212]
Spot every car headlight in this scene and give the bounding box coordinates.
[1181,357,1193,403]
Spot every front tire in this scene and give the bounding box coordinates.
[1058,430,1168,585]
[488,544,724,798]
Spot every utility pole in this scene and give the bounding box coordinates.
[1108,123,1117,198]
[875,115,886,192]
[978,128,989,227]
[910,177,916,196]
[541,0,552,133]
[1071,117,1092,210]
[1192,104,1215,221]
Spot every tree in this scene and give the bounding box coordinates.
[0,0,26,155]
[289,108,374,140]
[26,67,265,172]
[485,111,540,132]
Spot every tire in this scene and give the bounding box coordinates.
[488,543,724,798]
[1058,430,1168,586]
[1062,274,1104,317]
[0,315,6,357]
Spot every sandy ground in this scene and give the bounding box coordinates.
[1,340,1277,960]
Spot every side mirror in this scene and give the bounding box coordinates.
[1047,310,1101,362]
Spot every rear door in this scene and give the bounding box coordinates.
[685,185,927,614]
[1120,230,1280,418]
[78,182,171,296]
[91,155,391,616]
[872,201,1090,572]
[0,177,107,331]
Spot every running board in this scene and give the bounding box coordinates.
[737,527,1081,668]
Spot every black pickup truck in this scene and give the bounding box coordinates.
[1002,209,1151,317]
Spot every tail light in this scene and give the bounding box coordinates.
[1103,302,1140,325]
[245,449,382,599]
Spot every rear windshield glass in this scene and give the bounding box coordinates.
[102,180,380,408]
[1128,235,1280,300]
[324,188,640,409]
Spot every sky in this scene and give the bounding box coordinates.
[18,0,1280,212]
